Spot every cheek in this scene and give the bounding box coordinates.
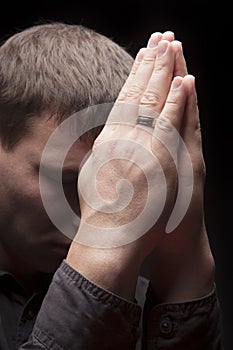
[9,176,44,215]
[37,175,79,223]
[9,176,66,234]
[0,174,47,235]
[19,170,63,202]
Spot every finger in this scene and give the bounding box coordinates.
[117,37,172,104]
[147,32,163,48]
[127,48,147,77]
[165,75,200,233]
[130,31,174,97]
[117,32,164,104]
[147,31,175,48]
[152,76,188,161]
[138,40,175,119]
[117,31,176,105]
[156,76,187,131]
[172,40,188,77]
[180,75,203,155]
[116,48,156,103]
[161,30,175,42]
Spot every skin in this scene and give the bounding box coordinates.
[0,115,92,291]
[0,31,215,304]
[67,33,215,301]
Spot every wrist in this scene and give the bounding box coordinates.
[66,240,143,301]
[151,254,215,303]
[150,228,216,303]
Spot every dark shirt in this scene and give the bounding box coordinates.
[0,260,224,349]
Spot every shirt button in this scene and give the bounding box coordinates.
[159,316,174,337]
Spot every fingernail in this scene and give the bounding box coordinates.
[147,32,162,48]
[163,30,175,38]
[172,76,183,88]
[157,40,169,57]
[172,40,183,56]
[136,47,146,62]
[184,74,195,91]
[186,74,195,83]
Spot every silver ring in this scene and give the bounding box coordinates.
[136,115,155,128]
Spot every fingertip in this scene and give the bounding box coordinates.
[184,74,195,81]
[172,76,184,89]
[147,32,163,48]
[171,40,183,54]
[183,74,196,92]
[136,47,147,62]
[162,30,175,41]
[150,31,163,37]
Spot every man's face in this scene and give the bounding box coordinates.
[0,114,92,273]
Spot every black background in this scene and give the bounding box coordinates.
[0,0,231,348]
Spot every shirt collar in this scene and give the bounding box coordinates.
[0,270,14,278]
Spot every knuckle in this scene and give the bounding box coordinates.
[157,115,173,132]
[130,62,140,75]
[166,95,180,108]
[163,97,181,117]
[195,120,201,132]
[194,127,202,145]
[154,60,171,74]
[194,163,206,181]
[127,84,144,96]
[117,84,143,102]
[140,90,160,107]
[142,56,155,65]
[193,154,206,177]
[117,90,127,102]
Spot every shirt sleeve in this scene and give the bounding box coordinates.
[19,260,141,350]
[141,282,225,350]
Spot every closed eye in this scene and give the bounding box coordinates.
[36,164,79,184]
[62,169,79,184]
